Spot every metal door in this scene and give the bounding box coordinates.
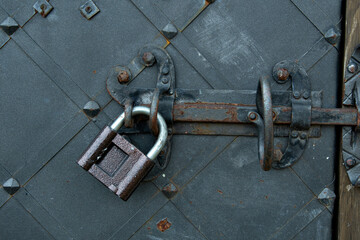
[0,0,342,239]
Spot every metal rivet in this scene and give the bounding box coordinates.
[162,78,169,84]
[85,6,92,13]
[33,0,54,18]
[117,70,130,84]
[248,112,257,121]
[291,131,298,138]
[142,52,155,66]
[303,92,310,99]
[277,68,289,82]
[293,91,301,99]
[300,132,307,139]
[347,62,358,74]
[346,157,356,168]
[162,66,169,75]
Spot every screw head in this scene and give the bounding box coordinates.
[248,112,257,120]
[277,68,289,82]
[117,70,130,84]
[346,157,356,168]
[142,52,155,66]
[347,62,358,74]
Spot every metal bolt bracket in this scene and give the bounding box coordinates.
[80,0,100,20]
[33,0,54,18]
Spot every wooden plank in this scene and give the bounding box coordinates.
[338,1,360,239]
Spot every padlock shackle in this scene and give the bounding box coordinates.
[110,106,168,161]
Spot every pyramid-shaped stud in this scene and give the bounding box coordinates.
[161,23,178,40]
[83,100,100,118]
[318,187,336,206]
[0,17,19,36]
[161,183,178,199]
[3,178,20,195]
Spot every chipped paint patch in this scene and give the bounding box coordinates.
[157,218,172,232]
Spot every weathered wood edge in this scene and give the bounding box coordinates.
[338,1,360,239]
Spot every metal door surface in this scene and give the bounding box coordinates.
[0,0,342,239]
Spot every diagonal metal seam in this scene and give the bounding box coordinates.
[290,162,338,215]
[15,202,57,240]
[291,0,338,35]
[289,208,329,240]
[267,197,325,239]
[11,28,91,109]
[171,193,225,239]
[168,200,210,240]
[289,167,323,198]
[14,188,74,240]
[13,112,90,187]
[291,0,343,53]
[126,201,167,239]
[130,0,233,89]
[178,136,238,192]
[107,190,168,240]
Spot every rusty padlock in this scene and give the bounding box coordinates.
[78,106,168,200]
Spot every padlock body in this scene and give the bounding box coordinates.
[77,127,154,200]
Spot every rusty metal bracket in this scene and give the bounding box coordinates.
[107,45,175,178]
[106,48,360,172]
[271,61,312,169]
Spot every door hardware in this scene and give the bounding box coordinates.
[78,106,168,200]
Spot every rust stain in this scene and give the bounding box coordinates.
[157,218,172,232]
[93,70,96,74]
[259,179,264,183]
[174,103,241,123]
[217,189,223,194]
[265,195,269,200]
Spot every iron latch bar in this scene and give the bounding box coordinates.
[106,47,360,172]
